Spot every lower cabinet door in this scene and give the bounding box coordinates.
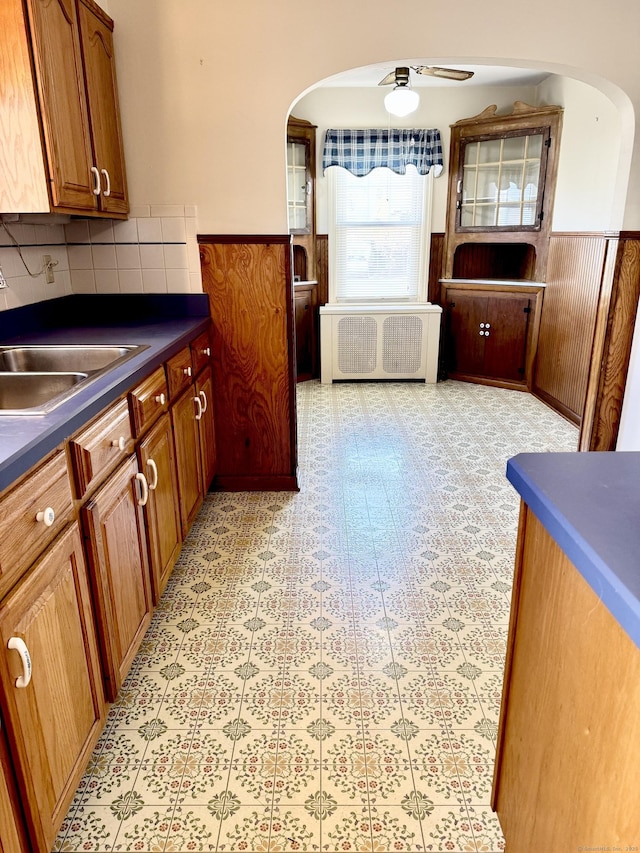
[82,455,153,702]
[0,523,105,853]
[137,414,182,604]
[171,387,203,538]
[0,724,29,853]
[196,366,217,490]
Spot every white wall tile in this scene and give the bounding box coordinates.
[129,204,150,218]
[92,244,117,269]
[118,269,144,292]
[150,204,184,218]
[163,243,188,269]
[116,244,141,269]
[70,269,96,293]
[189,271,203,292]
[0,247,19,278]
[142,269,167,292]
[137,217,163,243]
[94,268,120,293]
[34,224,65,245]
[165,268,190,292]
[140,244,165,269]
[68,244,94,270]
[161,217,186,243]
[187,241,201,272]
[184,205,197,218]
[112,218,139,243]
[89,220,115,243]
[185,217,197,239]
[64,220,90,244]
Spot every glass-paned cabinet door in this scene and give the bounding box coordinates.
[458,128,549,231]
[287,140,311,232]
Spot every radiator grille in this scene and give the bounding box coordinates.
[337,316,377,374]
[382,316,423,374]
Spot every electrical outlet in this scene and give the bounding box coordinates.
[42,254,55,284]
[0,264,7,289]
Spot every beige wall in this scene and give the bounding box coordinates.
[107,0,638,235]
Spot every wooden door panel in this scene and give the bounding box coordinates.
[172,389,203,538]
[26,0,96,211]
[77,0,128,214]
[447,290,487,376]
[484,294,530,381]
[82,456,152,701]
[196,367,217,490]
[0,523,104,852]
[138,416,182,603]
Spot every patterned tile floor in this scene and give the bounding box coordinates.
[54,379,578,852]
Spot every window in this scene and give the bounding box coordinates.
[458,129,549,230]
[328,165,432,303]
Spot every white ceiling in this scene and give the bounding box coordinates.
[319,63,551,89]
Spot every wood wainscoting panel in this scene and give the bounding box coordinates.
[580,233,640,451]
[533,234,607,424]
[198,236,298,491]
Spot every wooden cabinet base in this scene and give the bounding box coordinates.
[492,507,640,849]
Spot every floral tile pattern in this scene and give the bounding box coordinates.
[54,379,576,852]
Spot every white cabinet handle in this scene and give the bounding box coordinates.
[194,395,203,421]
[90,166,101,195]
[135,472,149,506]
[35,506,55,527]
[111,436,126,451]
[146,458,159,490]
[183,366,192,377]
[8,637,32,688]
[155,393,166,406]
[203,347,211,357]
[101,169,111,197]
[199,390,208,414]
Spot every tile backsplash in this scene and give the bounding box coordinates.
[0,204,203,312]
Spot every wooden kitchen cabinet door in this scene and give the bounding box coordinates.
[0,523,105,853]
[445,286,533,388]
[25,0,97,212]
[76,0,128,215]
[196,366,217,490]
[171,388,204,538]
[0,725,29,853]
[137,414,182,604]
[82,455,152,702]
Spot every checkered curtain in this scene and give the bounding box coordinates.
[322,128,443,176]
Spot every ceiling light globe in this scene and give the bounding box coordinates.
[384,86,419,117]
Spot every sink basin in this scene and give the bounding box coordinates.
[0,372,89,414]
[0,344,149,415]
[0,345,144,373]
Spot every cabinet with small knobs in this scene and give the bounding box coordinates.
[441,280,544,390]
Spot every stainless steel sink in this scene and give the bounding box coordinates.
[0,344,148,415]
[0,345,144,373]
[0,372,89,414]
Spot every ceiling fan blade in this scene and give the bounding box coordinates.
[414,65,474,81]
[378,66,411,87]
[378,71,398,87]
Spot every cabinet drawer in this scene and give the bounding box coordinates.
[128,367,168,438]
[190,330,212,376]
[166,347,193,399]
[0,450,73,600]
[69,398,133,498]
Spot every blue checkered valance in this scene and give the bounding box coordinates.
[322,128,443,177]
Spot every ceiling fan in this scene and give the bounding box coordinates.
[378,65,475,86]
[378,65,474,116]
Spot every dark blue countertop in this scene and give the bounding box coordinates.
[0,295,210,492]
[507,452,640,649]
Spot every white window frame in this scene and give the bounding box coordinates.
[327,165,434,304]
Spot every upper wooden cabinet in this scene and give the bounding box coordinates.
[0,0,128,217]
[444,102,562,281]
